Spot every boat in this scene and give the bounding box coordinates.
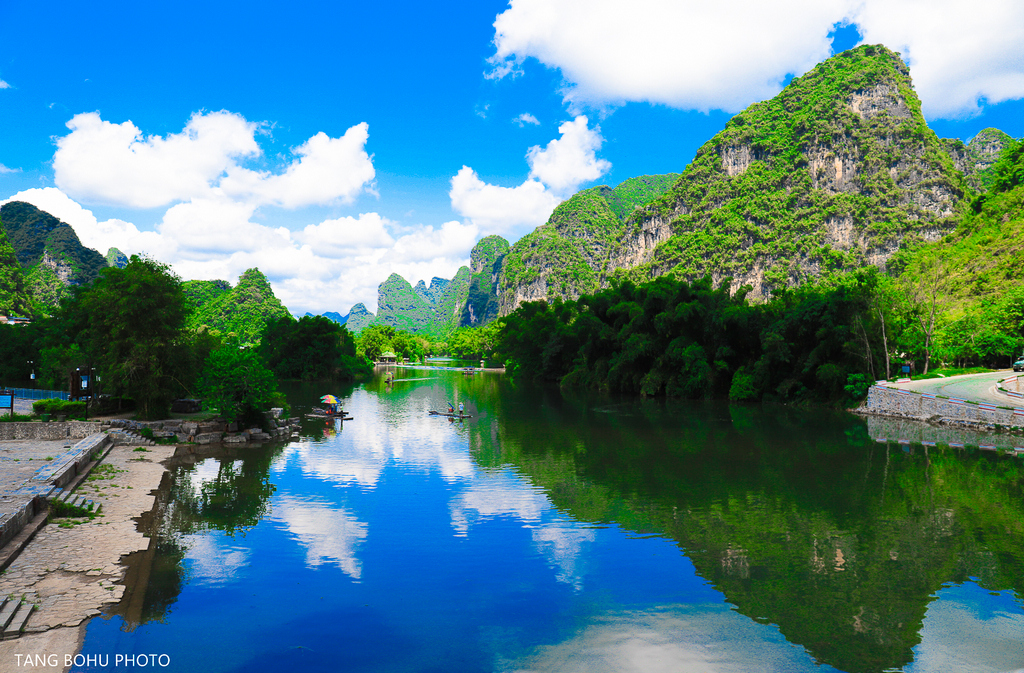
[428,410,473,418]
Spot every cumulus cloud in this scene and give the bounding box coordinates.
[490,0,846,113]
[54,111,260,208]
[0,79,9,89]
[450,115,610,236]
[52,111,375,209]
[514,112,541,126]
[489,0,1024,119]
[219,123,376,207]
[852,0,1024,117]
[526,116,610,195]
[450,168,561,234]
[11,109,482,316]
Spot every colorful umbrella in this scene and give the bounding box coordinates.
[320,394,338,404]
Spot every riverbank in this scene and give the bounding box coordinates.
[0,443,174,673]
[854,371,1024,441]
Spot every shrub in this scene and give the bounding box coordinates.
[32,399,87,418]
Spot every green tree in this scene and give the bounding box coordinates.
[69,256,188,419]
[259,315,370,380]
[198,342,278,426]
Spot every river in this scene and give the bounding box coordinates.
[76,368,1024,672]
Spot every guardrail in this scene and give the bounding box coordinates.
[1,388,69,401]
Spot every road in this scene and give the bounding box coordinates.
[888,370,1019,406]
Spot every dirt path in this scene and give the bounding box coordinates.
[0,443,174,673]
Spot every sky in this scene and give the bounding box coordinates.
[1,0,1023,316]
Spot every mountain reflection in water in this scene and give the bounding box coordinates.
[89,371,1024,673]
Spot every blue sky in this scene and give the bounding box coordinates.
[1,0,1023,315]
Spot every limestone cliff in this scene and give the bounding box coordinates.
[497,45,968,313]
[459,235,510,327]
[941,128,1014,191]
[344,303,374,334]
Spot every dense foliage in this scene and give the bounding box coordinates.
[0,222,32,317]
[184,269,290,345]
[259,315,371,380]
[494,264,1020,404]
[198,342,279,426]
[64,256,200,418]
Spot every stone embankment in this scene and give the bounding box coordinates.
[101,408,297,446]
[857,375,1024,435]
[0,423,102,442]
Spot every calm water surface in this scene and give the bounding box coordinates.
[79,369,1024,672]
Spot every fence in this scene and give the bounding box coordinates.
[1,388,69,401]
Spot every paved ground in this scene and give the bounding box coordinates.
[0,443,174,673]
[0,440,76,521]
[886,370,1019,406]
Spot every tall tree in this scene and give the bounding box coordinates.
[70,256,188,419]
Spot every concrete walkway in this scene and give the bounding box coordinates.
[883,370,1016,406]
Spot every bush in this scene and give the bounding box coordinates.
[0,412,34,422]
[32,399,87,418]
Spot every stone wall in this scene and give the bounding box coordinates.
[861,385,1024,429]
[0,422,103,441]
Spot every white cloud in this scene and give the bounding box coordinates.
[852,0,1024,118]
[296,212,397,259]
[53,110,260,208]
[449,115,610,236]
[0,79,9,89]
[450,168,561,234]
[11,108,483,316]
[271,496,368,578]
[526,116,610,196]
[489,0,1024,119]
[514,112,541,126]
[0,164,19,174]
[219,123,376,207]
[491,0,847,113]
[52,111,376,209]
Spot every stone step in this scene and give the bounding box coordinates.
[3,602,33,640]
[0,599,19,632]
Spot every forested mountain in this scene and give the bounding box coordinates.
[497,174,679,313]
[183,269,290,345]
[460,235,509,327]
[941,127,1013,191]
[341,236,509,338]
[0,223,31,316]
[0,201,109,313]
[105,247,129,268]
[497,45,967,313]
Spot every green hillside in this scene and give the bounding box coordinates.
[631,45,964,297]
[896,137,1024,362]
[460,235,509,327]
[185,270,290,345]
[498,174,679,313]
[0,201,110,314]
[0,222,31,317]
[498,46,968,315]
